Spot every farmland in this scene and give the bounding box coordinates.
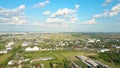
[0,32,120,68]
[22,50,97,68]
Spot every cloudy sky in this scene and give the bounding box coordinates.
[0,0,120,32]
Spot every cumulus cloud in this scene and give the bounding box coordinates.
[0,4,27,25]
[109,4,120,16]
[43,11,51,15]
[34,22,44,26]
[51,8,77,18]
[102,0,112,6]
[83,10,108,24]
[93,4,120,17]
[46,17,69,28]
[46,18,65,23]
[75,4,79,9]
[84,3,120,24]
[42,4,80,28]
[33,0,50,8]
[33,4,79,28]
[50,7,79,23]
[84,18,96,24]
[70,17,79,23]
[32,17,67,28]
[93,10,109,18]
[83,10,109,24]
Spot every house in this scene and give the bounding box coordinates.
[88,39,96,43]
[97,49,110,53]
[41,64,45,68]
[42,57,53,61]
[31,57,53,62]
[6,42,14,50]
[116,46,120,49]
[71,61,79,68]
[8,60,14,65]
[6,47,12,50]
[6,42,14,48]
[85,59,98,67]
[76,55,98,67]
[22,42,29,47]
[25,46,39,51]
[96,39,100,42]
[0,50,8,54]
[94,60,108,68]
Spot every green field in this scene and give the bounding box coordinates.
[97,58,120,68]
[22,50,97,68]
[90,55,120,68]
[0,53,12,64]
[21,50,120,68]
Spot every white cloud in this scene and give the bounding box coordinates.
[33,5,80,28]
[34,22,44,26]
[33,0,50,8]
[32,20,68,28]
[45,17,74,28]
[83,10,109,24]
[84,3,120,24]
[75,4,79,9]
[93,14,103,18]
[50,7,79,24]
[70,17,79,23]
[46,18,65,23]
[43,11,51,15]
[38,7,79,28]
[51,8,77,18]
[93,4,120,17]
[18,5,25,10]
[0,4,27,25]
[61,23,68,28]
[84,18,96,24]
[115,22,120,25]
[102,0,112,6]
[93,10,109,18]
[109,4,120,16]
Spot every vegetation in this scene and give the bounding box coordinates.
[1,32,120,68]
[99,52,120,65]
[0,53,13,66]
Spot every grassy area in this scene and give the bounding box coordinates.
[47,34,77,41]
[22,50,97,60]
[0,53,12,64]
[22,50,120,68]
[91,55,120,68]
[74,60,87,68]
[22,50,97,68]
[31,61,51,68]
[97,59,120,68]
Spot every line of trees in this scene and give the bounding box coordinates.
[99,51,120,65]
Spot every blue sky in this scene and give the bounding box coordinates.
[0,0,120,32]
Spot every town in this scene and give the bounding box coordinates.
[0,32,120,68]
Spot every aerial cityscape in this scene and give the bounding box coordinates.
[0,0,120,68]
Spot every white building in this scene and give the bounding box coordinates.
[88,39,96,43]
[0,50,8,54]
[6,47,12,50]
[116,46,120,49]
[96,39,100,42]
[76,55,98,67]
[97,49,110,53]
[6,42,14,48]
[22,42,29,47]
[25,46,39,51]
[8,60,14,65]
